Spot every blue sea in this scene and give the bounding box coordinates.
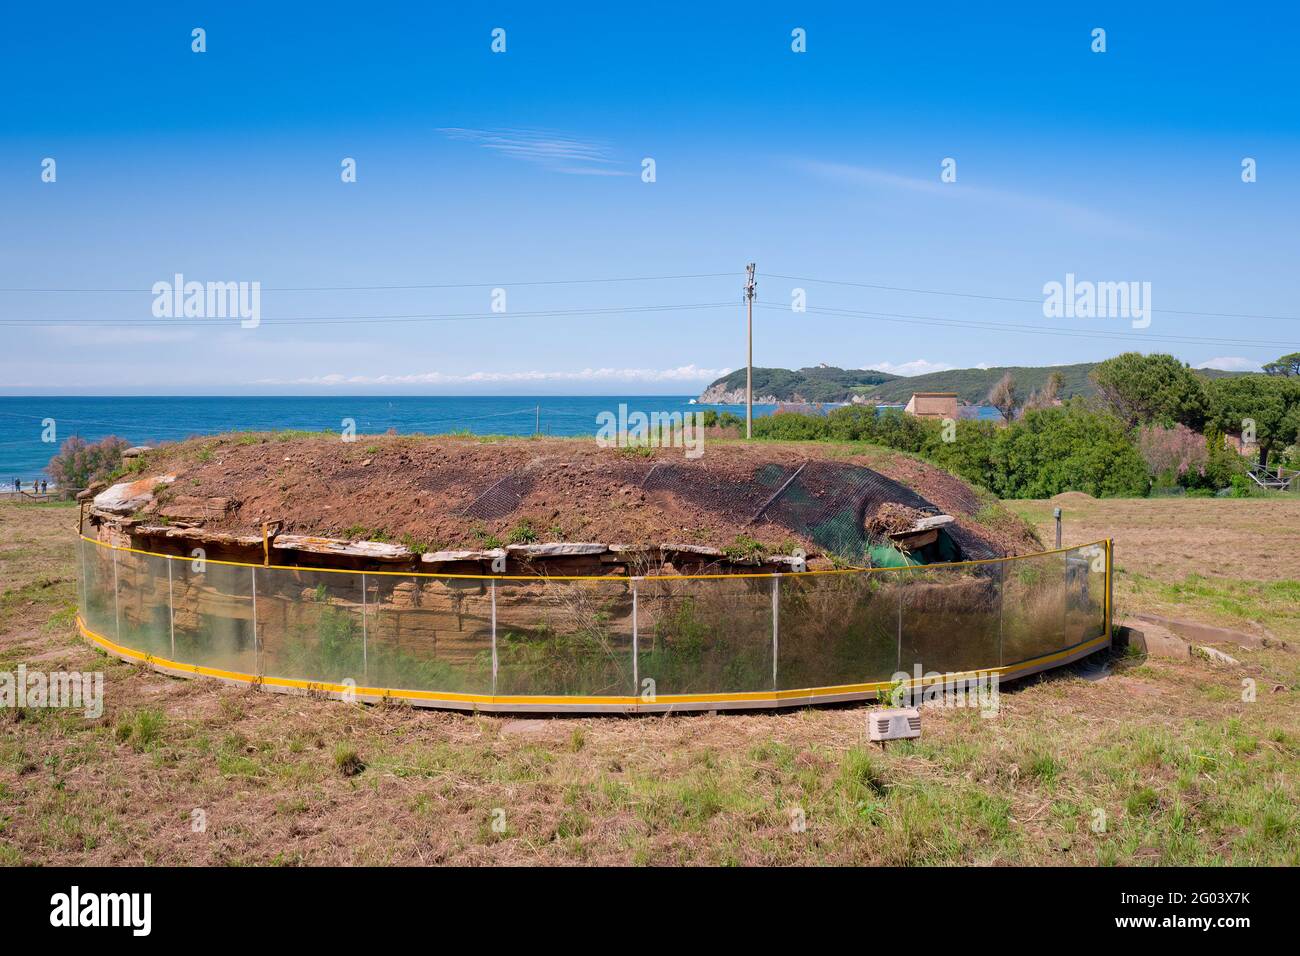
[0,396,1001,482]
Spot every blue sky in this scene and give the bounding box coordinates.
[1,1,1297,394]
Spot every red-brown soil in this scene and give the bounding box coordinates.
[129,434,1041,557]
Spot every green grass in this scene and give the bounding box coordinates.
[114,709,165,753]
[1124,571,1300,635]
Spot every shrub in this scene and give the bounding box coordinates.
[46,435,130,495]
[751,411,829,441]
[753,399,1149,498]
[990,401,1150,498]
[1136,423,1209,487]
[1090,352,1209,429]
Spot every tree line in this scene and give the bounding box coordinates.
[742,352,1300,499]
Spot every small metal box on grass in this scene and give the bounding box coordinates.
[868,707,921,746]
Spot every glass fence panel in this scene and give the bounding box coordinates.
[899,563,1001,676]
[80,539,118,640]
[79,539,1111,701]
[1065,544,1108,647]
[635,577,773,696]
[1000,551,1068,667]
[365,575,493,695]
[115,550,173,660]
[254,568,366,686]
[776,571,900,690]
[170,558,257,674]
[494,579,634,697]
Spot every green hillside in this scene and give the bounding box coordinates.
[698,362,1248,404]
[864,363,1099,404]
[700,366,899,403]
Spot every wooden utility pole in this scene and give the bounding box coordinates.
[745,262,756,438]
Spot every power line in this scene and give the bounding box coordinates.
[0,272,738,294]
[766,272,1300,323]
[0,301,734,328]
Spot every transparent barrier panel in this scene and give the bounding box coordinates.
[1000,551,1067,667]
[636,577,773,696]
[255,569,365,686]
[777,571,900,691]
[77,539,1112,702]
[81,539,118,640]
[899,564,1000,676]
[170,558,257,674]
[115,551,173,660]
[495,579,634,697]
[1065,544,1107,647]
[366,575,493,695]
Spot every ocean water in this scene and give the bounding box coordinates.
[0,396,1001,482]
[0,396,771,481]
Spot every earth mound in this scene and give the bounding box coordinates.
[123,434,1041,561]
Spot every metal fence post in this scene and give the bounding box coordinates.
[896,573,903,676]
[997,559,1006,668]
[1107,539,1114,642]
[250,567,259,675]
[77,537,87,625]
[167,558,176,659]
[631,578,639,697]
[112,547,121,642]
[361,572,369,682]
[490,580,498,696]
[771,574,780,691]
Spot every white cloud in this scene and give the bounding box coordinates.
[438,127,630,176]
[257,365,732,386]
[863,359,957,377]
[1194,356,1263,372]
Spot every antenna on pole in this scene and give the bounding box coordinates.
[744,262,756,439]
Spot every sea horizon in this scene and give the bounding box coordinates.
[0,395,1001,481]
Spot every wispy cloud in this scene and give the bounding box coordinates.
[794,159,1142,237]
[438,127,630,176]
[1195,356,1262,372]
[257,365,730,386]
[864,358,958,377]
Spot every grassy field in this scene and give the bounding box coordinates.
[1006,493,1300,643]
[0,498,1296,865]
